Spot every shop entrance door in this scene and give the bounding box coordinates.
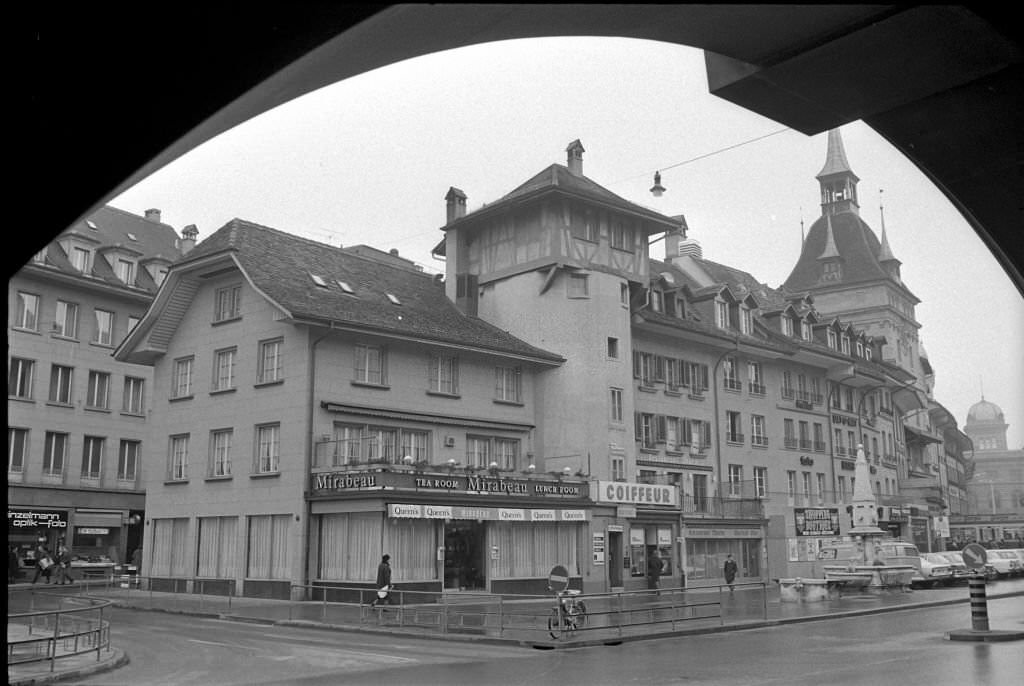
[608,530,623,587]
[443,521,485,590]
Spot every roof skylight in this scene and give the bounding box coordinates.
[336,280,354,294]
[309,273,329,288]
[386,293,401,305]
[86,220,98,230]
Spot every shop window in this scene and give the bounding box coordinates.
[197,516,238,578]
[246,514,290,580]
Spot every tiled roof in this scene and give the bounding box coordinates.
[186,219,564,363]
[29,206,182,294]
[782,211,917,299]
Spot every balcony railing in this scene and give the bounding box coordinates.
[680,494,764,519]
[748,382,766,395]
[799,439,813,450]
[725,432,744,444]
[723,377,742,392]
[784,437,798,449]
[835,446,847,456]
[813,441,826,452]
[751,435,768,447]
[781,387,795,400]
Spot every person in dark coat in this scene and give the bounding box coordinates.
[8,545,20,584]
[724,553,738,592]
[31,543,53,584]
[54,544,74,585]
[646,550,664,592]
[372,554,392,607]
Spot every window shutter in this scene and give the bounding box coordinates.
[700,364,709,390]
[654,356,666,383]
[655,415,667,443]
[634,412,642,442]
[632,350,641,379]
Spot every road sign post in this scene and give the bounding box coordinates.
[547,564,570,593]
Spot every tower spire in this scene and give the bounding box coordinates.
[817,128,860,216]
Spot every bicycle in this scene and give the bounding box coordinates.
[547,588,587,638]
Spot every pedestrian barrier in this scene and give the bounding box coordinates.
[6,589,113,672]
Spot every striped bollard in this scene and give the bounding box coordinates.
[968,575,989,632]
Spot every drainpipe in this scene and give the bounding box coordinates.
[301,324,334,598]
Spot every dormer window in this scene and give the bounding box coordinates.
[650,289,663,313]
[841,335,851,355]
[801,320,812,341]
[116,259,135,285]
[827,329,837,349]
[822,261,842,281]
[715,300,729,329]
[32,248,47,264]
[740,307,753,334]
[856,341,864,358]
[865,347,873,361]
[71,247,91,273]
[782,316,794,337]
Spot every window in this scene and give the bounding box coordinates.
[837,476,847,502]
[728,464,743,497]
[781,370,794,399]
[636,413,656,449]
[684,419,712,449]
[811,377,822,404]
[715,300,730,329]
[54,300,79,338]
[43,431,68,476]
[611,218,633,250]
[841,335,851,355]
[197,516,238,579]
[33,247,47,263]
[684,361,709,392]
[782,316,794,337]
[747,361,765,394]
[118,440,140,482]
[210,429,233,477]
[816,473,826,504]
[799,421,810,449]
[834,428,845,455]
[173,357,194,398]
[81,436,104,480]
[620,282,629,306]
[784,419,796,448]
[428,353,459,395]
[607,337,619,359]
[15,291,40,330]
[848,431,856,454]
[494,366,521,402]
[493,438,519,470]
[247,514,290,579]
[610,388,623,422]
[70,246,91,272]
[611,456,625,481]
[400,429,430,463]
[801,320,812,340]
[254,424,280,474]
[787,471,797,503]
[751,415,767,446]
[665,416,682,451]
[214,284,241,321]
[9,357,34,398]
[813,423,825,451]
[802,471,812,503]
[257,338,283,384]
[568,273,589,298]
[212,347,237,391]
[843,387,854,412]
[740,306,753,334]
[127,315,141,333]
[650,289,663,312]
[123,376,145,414]
[354,344,387,385]
[827,328,837,349]
[117,259,134,284]
[86,370,110,409]
[723,357,742,391]
[754,467,768,498]
[168,434,189,481]
[151,518,190,577]
[8,428,28,474]
[153,268,168,286]
[49,364,73,404]
[466,435,493,468]
[93,309,114,345]
[725,411,743,443]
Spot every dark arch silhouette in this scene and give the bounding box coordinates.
[27,5,1022,289]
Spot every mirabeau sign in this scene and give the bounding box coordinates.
[387,504,588,522]
[594,481,678,507]
[311,470,587,499]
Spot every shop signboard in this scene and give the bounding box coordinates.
[794,507,840,536]
[594,481,678,507]
[386,504,589,521]
[312,470,588,499]
[592,532,605,565]
[7,508,69,530]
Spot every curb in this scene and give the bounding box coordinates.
[8,649,129,686]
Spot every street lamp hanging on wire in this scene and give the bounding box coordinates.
[650,171,666,197]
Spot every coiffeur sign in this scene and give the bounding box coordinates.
[594,481,678,507]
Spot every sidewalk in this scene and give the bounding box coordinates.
[8,577,1024,684]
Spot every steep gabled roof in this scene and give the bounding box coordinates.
[151,219,563,364]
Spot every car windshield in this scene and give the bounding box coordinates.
[922,553,947,563]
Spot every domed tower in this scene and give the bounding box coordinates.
[964,397,1009,452]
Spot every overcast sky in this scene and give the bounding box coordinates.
[110,37,1024,449]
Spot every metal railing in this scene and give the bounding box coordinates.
[7,590,112,671]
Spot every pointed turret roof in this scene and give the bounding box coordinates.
[817,214,841,260]
[817,129,859,181]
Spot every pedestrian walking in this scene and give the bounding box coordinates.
[723,553,738,592]
[54,544,75,585]
[31,542,54,585]
[8,544,20,584]
[646,550,664,592]
[372,554,392,607]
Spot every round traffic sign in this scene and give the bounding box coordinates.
[548,564,570,592]
[962,543,988,570]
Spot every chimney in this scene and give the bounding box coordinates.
[445,187,467,224]
[566,139,585,176]
[389,248,399,257]
[179,224,199,255]
[144,208,162,223]
[665,215,702,262]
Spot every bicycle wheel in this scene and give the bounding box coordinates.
[548,608,562,639]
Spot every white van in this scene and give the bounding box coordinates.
[816,539,924,584]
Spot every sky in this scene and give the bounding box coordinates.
[110,37,1024,449]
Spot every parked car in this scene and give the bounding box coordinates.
[985,550,1022,578]
[1006,550,1024,576]
[937,551,997,581]
[917,553,955,587]
[817,540,923,585]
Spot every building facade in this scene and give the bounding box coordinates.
[8,206,190,574]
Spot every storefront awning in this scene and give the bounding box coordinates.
[74,512,124,528]
[903,424,942,445]
[321,401,534,432]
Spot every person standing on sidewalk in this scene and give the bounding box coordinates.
[8,544,20,584]
[646,550,664,592]
[724,553,738,592]
[372,554,392,607]
[54,543,74,585]
[31,542,53,585]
